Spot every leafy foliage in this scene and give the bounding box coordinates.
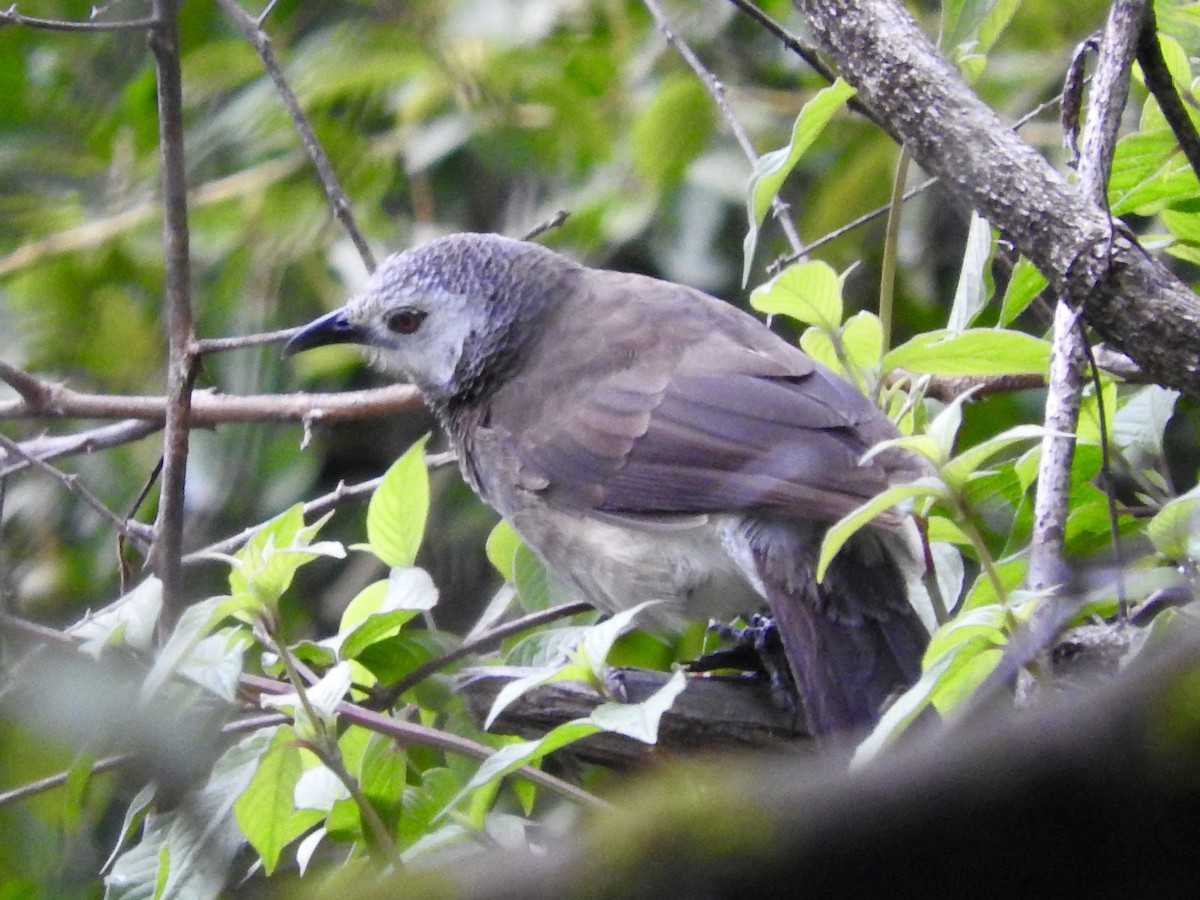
[4,0,1200,897]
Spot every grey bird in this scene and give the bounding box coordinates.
[284,233,930,737]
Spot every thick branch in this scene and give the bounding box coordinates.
[792,0,1200,399]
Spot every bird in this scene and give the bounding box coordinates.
[284,233,931,738]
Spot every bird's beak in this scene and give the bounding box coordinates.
[282,308,368,357]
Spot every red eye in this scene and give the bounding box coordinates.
[385,308,427,335]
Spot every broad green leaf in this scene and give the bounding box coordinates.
[106,729,274,900]
[940,424,1052,489]
[68,576,163,660]
[588,669,687,742]
[818,479,945,582]
[141,594,236,700]
[1109,129,1200,215]
[230,505,343,612]
[1147,489,1200,558]
[750,260,843,331]
[261,662,352,740]
[235,726,320,875]
[485,519,523,582]
[176,628,249,702]
[456,672,686,816]
[929,636,1004,713]
[961,555,1027,609]
[1113,384,1179,461]
[799,326,842,373]
[841,310,884,369]
[884,329,1050,376]
[742,79,856,283]
[365,434,431,567]
[998,256,1048,326]
[947,211,995,331]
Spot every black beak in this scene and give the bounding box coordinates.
[282,308,368,357]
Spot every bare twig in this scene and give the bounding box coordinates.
[0,420,161,479]
[0,432,153,550]
[241,673,610,811]
[0,368,423,425]
[521,209,571,242]
[0,753,131,807]
[193,326,300,356]
[148,0,198,627]
[0,6,157,31]
[1136,4,1200,183]
[642,0,804,255]
[1028,0,1142,591]
[724,0,891,135]
[373,601,595,708]
[214,0,376,273]
[0,359,53,407]
[182,475,382,565]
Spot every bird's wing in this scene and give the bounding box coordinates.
[487,270,905,525]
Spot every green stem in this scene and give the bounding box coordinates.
[956,503,1007,604]
[267,628,399,862]
[879,145,910,358]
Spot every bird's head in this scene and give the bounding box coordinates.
[284,233,575,402]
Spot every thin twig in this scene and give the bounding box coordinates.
[193,326,300,356]
[766,92,1065,275]
[520,209,571,242]
[0,432,153,550]
[373,601,595,708]
[214,0,376,273]
[0,419,161,479]
[241,673,609,811]
[0,369,423,425]
[724,0,890,135]
[641,0,803,255]
[182,475,383,565]
[0,6,157,31]
[1136,4,1200,183]
[0,753,131,807]
[1029,0,1142,591]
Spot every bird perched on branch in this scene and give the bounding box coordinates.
[285,233,930,738]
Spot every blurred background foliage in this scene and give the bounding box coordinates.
[1,0,1184,891]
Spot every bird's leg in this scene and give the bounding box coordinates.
[686,613,798,711]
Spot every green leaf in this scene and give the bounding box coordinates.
[742,79,856,283]
[840,310,884,369]
[229,505,344,612]
[799,326,842,373]
[817,479,945,582]
[749,260,843,331]
[68,576,163,660]
[853,653,953,764]
[940,424,1052,490]
[998,257,1048,326]
[366,434,431,567]
[485,519,523,582]
[588,669,687,742]
[235,726,319,875]
[884,329,1051,376]
[947,211,995,331]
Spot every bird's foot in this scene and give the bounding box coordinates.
[686,613,798,713]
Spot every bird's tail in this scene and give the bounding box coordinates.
[744,519,930,738]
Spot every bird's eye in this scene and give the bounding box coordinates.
[385,307,427,335]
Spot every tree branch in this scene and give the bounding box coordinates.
[1136,4,1200,183]
[792,0,1200,399]
[0,6,157,32]
[148,0,197,627]
[0,369,423,426]
[643,0,804,256]
[214,0,377,273]
[1030,0,1143,591]
[0,419,161,479]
